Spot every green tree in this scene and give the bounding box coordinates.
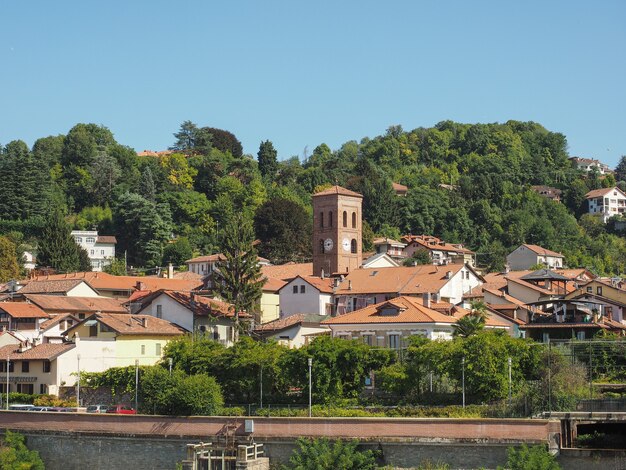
[403,248,431,266]
[37,210,91,273]
[212,214,264,340]
[254,198,312,264]
[0,430,44,470]
[201,127,243,157]
[171,120,199,153]
[162,237,193,266]
[285,438,378,470]
[452,314,485,338]
[138,166,157,201]
[140,366,223,416]
[615,155,626,182]
[257,140,278,178]
[104,257,127,276]
[0,236,20,282]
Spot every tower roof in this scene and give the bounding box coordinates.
[313,185,362,198]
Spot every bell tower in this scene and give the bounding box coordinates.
[312,186,362,277]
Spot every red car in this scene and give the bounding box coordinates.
[106,405,136,415]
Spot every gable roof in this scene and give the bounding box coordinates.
[334,264,469,295]
[279,275,335,294]
[24,294,128,314]
[313,185,362,198]
[585,187,626,199]
[185,254,225,264]
[39,313,80,331]
[158,291,244,318]
[519,244,563,258]
[0,342,75,361]
[401,234,475,255]
[255,313,330,333]
[66,313,186,336]
[261,263,313,281]
[96,235,117,244]
[17,279,94,295]
[0,302,49,319]
[24,272,202,293]
[322,296,508,327]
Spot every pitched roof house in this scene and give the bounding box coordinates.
[585,187,626,223]
[401,235,475,266]
[506,244,564,270]
[0,302,49,340]
[322,296,510,347]
[278,275,335,317]
[254,313,331,348]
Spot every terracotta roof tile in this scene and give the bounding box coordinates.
[0,302,49,319]
[255,313,329,332]
[261,263,313,281]
[401,234,475,255]
[160,291,246,318]
[67,313,186,336]
[585,187,621,199]
[0,342,75,360]
[18,279,92,295]
[313,185,362,198]
[24,295,128,314]
[39,313,79,331]
[521,244,563,258]
[96,235,117,244]
[185,254,225,264]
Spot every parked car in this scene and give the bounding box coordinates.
[106,405,136,415]
[8,404,34,411]
[86,405,109,413]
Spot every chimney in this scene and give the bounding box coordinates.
[423,292,431,309]
[348,280,352,290]
[141,317,148,328]
[320,269,325,279]
[445,270,452,279]
[168,263,174,279]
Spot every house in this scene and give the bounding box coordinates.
[15,279,101,297]
[372,238,407,260]
[531,185,562,203]
[333,264,483,314]
[259,277,286,324]
[322,296,510,348]
[185,254,225,277]
[63,312,186,368]
[506,244,564,270]
[278,276,335,317]
[565,279,626,324]
[401,235,475,266]
[71,230,117,272]
[505,269,570,305]
[135,290,244,346]
[254,313,331,348]
[0,342,77,396]
[0,302,50,340]
[392,182,408,197]
[361,253,399,269]
[23,294,127,319]
[585,187,626,223]
[520,298,626,342]
[22,251,37,271]
[23,272,203,299]
[569,156,612,175]
[38,313,80,344]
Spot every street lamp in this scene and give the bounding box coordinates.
[508,357,512,409]
[308,358,313,418]
[260,365,263,410]
[135,360,139,413]
[461,357,466,409]
[168,357,173,376]
[76,354,81,412]
[6,355,10,410]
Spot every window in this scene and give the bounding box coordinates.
[319,239,325,254]
[293,285,298,294]
[156,343,162,356]
[86,237,96,243]
[343,211,347,227]
[89,325,97,337]
[586,287,593,293]
[101,250,105,255]
[141,344,146,355]
[300,285,306,294]
[597,286,603,295]
[43,361,51,373]
[21,361,29,373]
[329,211,333,227]
[40,384,48,394]
[156,305,163,319]
[213,327,219,341]
[362,335,372,346]
[17,384,34,394]
[465,271,470,280]
[90,250,94,255]
[352,212,357,228]
[351,239,357,254]
[576,331,586,341]
[320,212,324,228]
[388,334,400,349]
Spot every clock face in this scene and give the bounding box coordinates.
[324,238,334,251]
[342,238,351,252]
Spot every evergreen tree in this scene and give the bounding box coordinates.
[212,214,264,340]
[0,236,21,282]
[170,120,199,152]
[615,155,626,183]
[37,210,87,273]
[257,140,278,178]
[138,166,157,201]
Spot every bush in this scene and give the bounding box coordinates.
[0,430,44,470]
[6,393,35,405]
[33,394,76,407]
[498,444,560,470]
[283,438,378,470]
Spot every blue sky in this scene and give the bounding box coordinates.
[1,1,625,166]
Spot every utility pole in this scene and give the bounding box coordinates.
[308,358,313,418]
[168,357,173,376]
[76,354,81,411]
[135,360,139,412]
[6,356,9,410]
[260,365,263,410]
[508,357,512,410]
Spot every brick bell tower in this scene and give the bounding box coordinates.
[312,186,363,277]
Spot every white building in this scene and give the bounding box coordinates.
[585,187,626,223]
[506,244,565,270]
[71,230,117,271]
[277,275,335,317]
[569,157,612,175]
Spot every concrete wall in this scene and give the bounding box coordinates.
[279,279,331,317]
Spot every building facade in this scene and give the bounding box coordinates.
[71,231,117,271]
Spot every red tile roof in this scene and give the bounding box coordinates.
[401,234,475,255]
[313,185,363,198]
[521,244,563,258]
[67,313,186,336]
[185,254,225,264]
[24,295,128,314]
[255,313,329,332]
[0,302,49,319]
[159,291,246,318]
[585,187,623,199]
[18,279,93,295]
[280,276,334,294]
[261,263,313,280]
[96,235,117,244]
[0,342,75,360]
